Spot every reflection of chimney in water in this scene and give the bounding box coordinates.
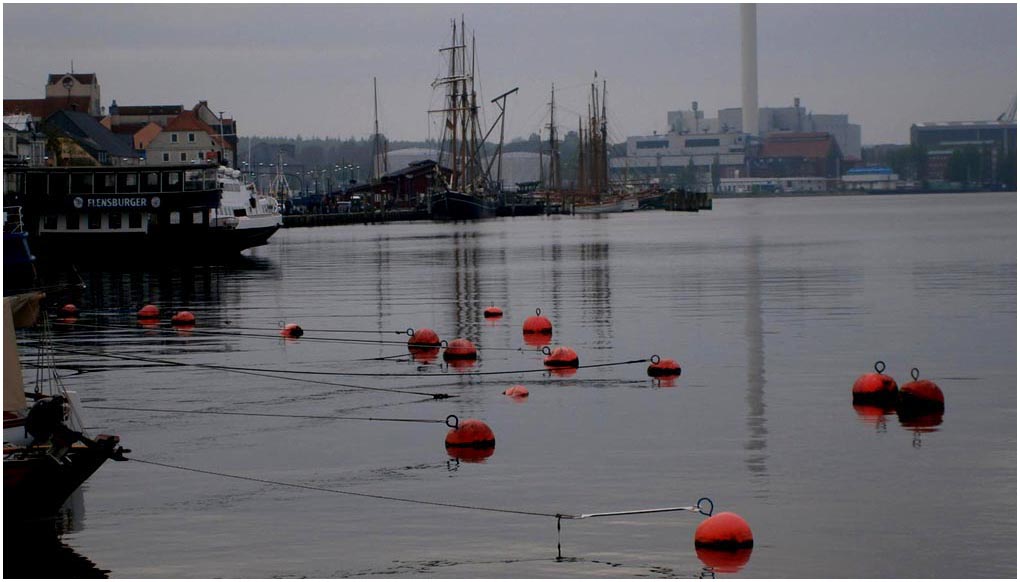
[744,235,768,488]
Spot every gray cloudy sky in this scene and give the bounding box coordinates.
[3,3,1016,145]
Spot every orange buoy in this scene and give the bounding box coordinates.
[543,346,578,368]
[647,355,682,377]
[483,306,503,318]
[408,327,441,347]
[522,308,553,335]
[503,385,529,399]
[280,323,304,338]
[137,304,159,319]
[445,417,495,461]
[852,360,898,404]
[170,311,196,325]
[694,512,754,549]
[443,338,477,361]
[58,304,79,317]
[696,547,753,573]
[898,368,944,412]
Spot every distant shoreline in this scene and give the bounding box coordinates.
[712,190,1016,199]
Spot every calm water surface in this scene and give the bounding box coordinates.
[22,193,1016,577]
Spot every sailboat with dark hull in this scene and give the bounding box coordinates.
[429,18,515,221]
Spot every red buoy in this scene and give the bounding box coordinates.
[522,308,553,335]
[695,512,754,549]
[852,361,898,404]
[280,323,304,338]
[503,385,529,399]
[137,304,159,319]
[483,306,503,319]
[170,311,196,325]
[408,327,441,347]
[445,417,495,462]
[647,355,682,377]
[59,304,79,317]
[543,346,578,368]
[898,368,945,412]
[443,338,477,361]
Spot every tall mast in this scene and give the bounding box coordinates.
[548,83,560,190]
[372,76,388,182]
[577,116,586,193]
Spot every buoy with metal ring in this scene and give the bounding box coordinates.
[58,304,79,317]
[898,367,944,412]
[483,306,503,318]
[443,338,477,361]
[694,512,754,549]
[543,346,579,368]
[170,311,196,325]
[647,354,682,377]
[503,385,529,399]
[407,327,441,347]
[444,416,495,462]
[852,360,898,404]
[137,304,159,319]
[522,308,553,335]
[280,323,303,338]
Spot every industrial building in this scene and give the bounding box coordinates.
[910,120,1016,186]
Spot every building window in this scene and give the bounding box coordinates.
[685,138,721,148]
[171,133,178,143]
[145,172,160,188]
[118,172,139,193]
[70,173,93,194]
[193,210,204,225]
[128,212,142,229]
[65,214,80,230]
[180,152,187,162]
[188,133,195,143]
[87,213,102,230]
[109,213,122,229]
[43,215,58,230]
[169,211,180,225]
[637,140,669,149]
[163,153,170,162]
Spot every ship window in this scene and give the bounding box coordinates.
[28,173,47,194]
[109,213,122,229]
[70,173,94,194]
[169,211,180,225]
[48,173,70,195]
[204,168,217,189]
[118,172,139,193]
[43,215,58,230]
[95,173,115,194]
[180,210,193,225]
[87,213,102,230]
[233,208,248,217]
[145,172,160,189]
[128,212,142,229]
[193,210,204,225]
[65,214,80,230]
[184,170,204,191]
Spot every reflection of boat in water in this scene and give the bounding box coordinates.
[4,163,280,261]
[3,292,126,519]
[4,205,37,294]
[5,490,111,578]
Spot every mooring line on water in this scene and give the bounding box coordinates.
[38,343,454,400]
[84,405,452,425]
[125,456,712,525]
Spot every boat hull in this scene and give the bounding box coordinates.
[431,191,496,221]
[573,197,639,215]
[4,435,120,519]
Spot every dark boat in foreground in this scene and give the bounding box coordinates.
[431,190,497,220]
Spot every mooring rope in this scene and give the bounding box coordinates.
[84,405,453,425]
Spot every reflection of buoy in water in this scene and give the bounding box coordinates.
[898,368,944,412]
[409,346,440,364]
[696,547,753,573]
[694,512,754,549]
[543,346,578,368]
[483,306,503,318]
[852,360,898,404]
[59,304,79,317]
[852,403,893,424]
[523,331,552,347]
[408,328,441,347]
[522,308,553,335]
[647,355,682,377]
[445,417,495,462]
[170,311,195,326]
[137,304,159,319]
[443,338,477,361]
[280,323,304,338]
[503,385,529,399]
[897,408,944,433]
[174,323,195,336]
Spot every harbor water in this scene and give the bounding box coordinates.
[19,192,1016,577]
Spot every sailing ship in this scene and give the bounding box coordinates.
[3,292,126,518]
[428,18,516,221]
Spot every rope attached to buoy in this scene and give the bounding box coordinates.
[84,405,457,426]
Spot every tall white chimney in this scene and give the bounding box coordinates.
[740,3,759,137]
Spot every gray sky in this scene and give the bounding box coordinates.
[3,3,1016,145]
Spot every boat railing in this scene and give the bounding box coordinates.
[4,206,25,234]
